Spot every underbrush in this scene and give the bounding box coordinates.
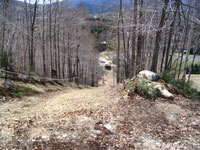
[161,72,200,99]
[0,83,38,98]
[187,64,200,74]
[127,80,158,99]
[14,87,37,98]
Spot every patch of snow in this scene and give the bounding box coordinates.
[92,129,102,135]
[41,136,49,141]
[191,121,198,125]
[104,124,112,130]
[91,133,97,138]
[62,134,68,138]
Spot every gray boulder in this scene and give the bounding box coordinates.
[138,70,160,81]
[154,84,174,100]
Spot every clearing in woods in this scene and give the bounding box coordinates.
[0,71,200,149]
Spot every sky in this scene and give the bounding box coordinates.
[16,0,64,4]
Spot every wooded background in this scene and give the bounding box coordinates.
[115,0,200,83]
[0,0,200,85]
[0,0,100,86]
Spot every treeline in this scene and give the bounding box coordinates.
[0,0,100,86]
[115,0,200,83]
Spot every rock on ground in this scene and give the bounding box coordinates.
[138,70,160,81]
[133,70,174,100]
[154,84,174,100]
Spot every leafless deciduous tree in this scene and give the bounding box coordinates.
[113,0,200,82]
[0,0,100,86]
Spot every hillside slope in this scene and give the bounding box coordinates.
[0,72,199,149]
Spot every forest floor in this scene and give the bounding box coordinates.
[0,72,200,150]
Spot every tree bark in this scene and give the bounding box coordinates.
[151,0,169,73]
[182,0,199,80]
[130,0,137,77]
[117,0,122,83]
[42,0,46,75]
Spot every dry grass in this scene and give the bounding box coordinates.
[189,74,200,91]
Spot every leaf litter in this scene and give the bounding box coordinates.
[0,77,199,149]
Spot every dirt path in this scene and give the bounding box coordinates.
[0,71,118,147]
[0,81,114,135]
[0,86,109,121]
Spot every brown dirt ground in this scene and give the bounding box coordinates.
[0,72,200,150]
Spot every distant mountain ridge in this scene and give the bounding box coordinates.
[11,0,130,14]
[69,0,130,14]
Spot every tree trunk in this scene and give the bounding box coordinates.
[182,0,199,80]
[49,0,53,77]
[188,42,200,82]
[117,0,122,83]
[136,0,144,74]
[130,0,137,77]
[42,0,46,75]
[151,0,169,73]
[29,0,37,72]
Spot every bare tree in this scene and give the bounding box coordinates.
[130,0,138,77]
[183,0,199,80]
[151,0,169,73]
